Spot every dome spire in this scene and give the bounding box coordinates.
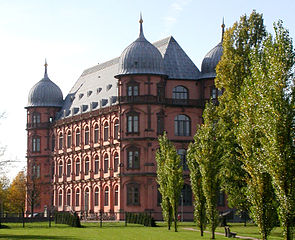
[44,58,48,78]
[139,12,144,38]
[221,17,225,42]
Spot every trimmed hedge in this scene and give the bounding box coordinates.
[125,212,156,227]
[54,211,81,227]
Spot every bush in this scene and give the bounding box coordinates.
[54,211,81,227]
[125,212,156,227]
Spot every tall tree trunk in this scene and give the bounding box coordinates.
[211,226,215,239]
[200,224,204,236]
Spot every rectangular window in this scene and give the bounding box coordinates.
[32,137,41,152]
[127,149,140,169]
[127,113,139,134]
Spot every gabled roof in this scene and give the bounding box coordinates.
[57,36,201,119]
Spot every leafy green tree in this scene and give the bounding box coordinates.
[250,21,295,240]
[193,102,221,239]
[187,142,206,236]
[156,132,183,232]
[156,133,172,230]
[215,10,267,218]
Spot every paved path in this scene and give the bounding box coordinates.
[182,228,259,240]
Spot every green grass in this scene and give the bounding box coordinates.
[0,222,284,240]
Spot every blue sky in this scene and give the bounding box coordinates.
[0,0,294,179]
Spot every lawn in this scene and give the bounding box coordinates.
[0,222,284,240]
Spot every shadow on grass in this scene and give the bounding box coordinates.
[0,235,77,240]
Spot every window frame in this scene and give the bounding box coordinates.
[126,111,139,134]
[66,160,71,177]
[127,183,140,206]
[127,81,139,97]
[174,114,191,136]
[84,126,90,145]
[104,155,109,173]
[32,136,41,152]
[114,120,119,139]
[114,153,119,172]
[94,156,99,174]
[94,187,99,206]
[59,133,63,150]
[75,189,80,206]
[84,157,90,175]
[104,187,109,206]
[75,129,80,146]
[126,147,140,169]
[104,122,109,141]
[172,85,189,100]
[94,124,99,143]
[58,161,63,178]
[75,159,80,176]
[67,131,72,148]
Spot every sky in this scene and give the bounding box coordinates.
[0,0,294,180]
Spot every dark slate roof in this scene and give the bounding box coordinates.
[27,71,63,108]
[117,21,165,77]
[154,36,201,80]
[200,42,223,79]
[58,36,201,119]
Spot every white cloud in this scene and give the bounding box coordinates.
[171,2,183,11]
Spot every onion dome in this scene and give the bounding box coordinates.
[116,14,165,77]
[27,60,63,107]
[201,20,225,78]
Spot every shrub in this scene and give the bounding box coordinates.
[54,211,81,227]
[125,212,156,227]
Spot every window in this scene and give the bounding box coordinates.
[75,159,80,176]
[75,129,80,146]
[104,155,109,173]
[211,86,223,99]
[85,157,89,175]
[127,112,139,134]
[67,131,72,148]
[180,184,192,206]
[173,86,188,100]
[75,189,80,206]
[157,185,162,206]
[174,115,191,136]
[51,135,55,151]
[94,124,99,143]
[58,161,63,178]
[114,120,119,139]
[58,190,63,207]
[84,188,89,211]
[127,82,139,96]
[59,133,63,149]
[104,187,109,206]
[66,189,71,206]
[32,112,41,124]
[94,156,99,174]
[114,153,119,172]
[157,110,165,135]
[32,165,40,178]
[84,126,89,145]
[104,122,109,141]
[115,186,119,206]
[67,160,71,177]
[127,183,140,205]
[127,147,140,169]
[32,136,41,152]
[177,149,188,171]
[94,187,99,206]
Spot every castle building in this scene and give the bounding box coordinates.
[25,17,225,219]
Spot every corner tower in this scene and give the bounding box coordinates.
[25,61,63,215]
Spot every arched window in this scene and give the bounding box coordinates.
[94,187,99,206]
[127,183,140,206]
[173,86,188,100]
[104,122,109,141]
[94,156,99,174]
[59,133,63,149]
[114,120,119,139]
[58,190,63,207]
[67,131,72,148]
[58,161,63,178]
[104,155,109,173]
[75,129,80,146]
[114,153,119,172]
[174,115,191,136]
[127,147,140,169]
[104,187,109,206]
[84,126,90,145]
[66,189,71,206]
[126,112,139,134]
[177,149,188,171]
[75,189,80,206]
[66,160,71,177]
[75,159,80,176]
[94,124,99,143]
[85,157,90,175]
[114,186,119,206]
[32,112,41,124]
[32,136,41,152]
[180,184,192,206]
[84,188,89,211]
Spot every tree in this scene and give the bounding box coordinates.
[192,102,221,239]
[156,132,183,232]
[6,171,26,213]
[251,21,295,240]
[0,175,9,213]
[187,142,206,236]
[215,10,267,217]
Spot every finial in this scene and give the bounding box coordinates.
[221,17,225,42]
[139,12,144,38]
[44,58,48,78]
